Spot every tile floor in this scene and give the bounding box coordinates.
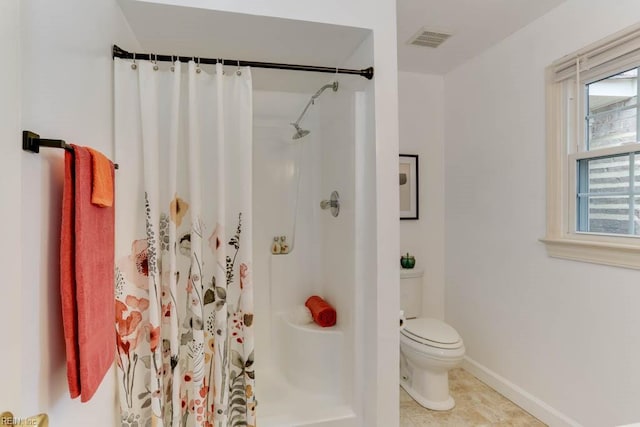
[400,368,547,426]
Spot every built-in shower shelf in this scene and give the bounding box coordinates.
[282,315,341,334]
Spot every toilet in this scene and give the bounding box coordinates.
[400,268,465,411]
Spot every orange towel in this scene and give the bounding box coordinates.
[305,295,337,327]
[87,147,114,207]
[60,145,115,402]
[60,149,80,399]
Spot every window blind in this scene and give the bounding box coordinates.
[552,23,640,83]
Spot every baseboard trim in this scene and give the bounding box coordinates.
[462,356,582,427]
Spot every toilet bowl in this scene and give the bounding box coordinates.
[400,317,465,410]
[399,268,465,411]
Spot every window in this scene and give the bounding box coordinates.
[543,24,640,269]
[577,68,640,236]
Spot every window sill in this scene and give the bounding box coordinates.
[541,237,640,269]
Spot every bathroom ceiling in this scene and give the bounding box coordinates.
[118,0,567,82]
[117,0,372,92]
[397,0,567,75]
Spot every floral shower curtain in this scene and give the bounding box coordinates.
[113,58,255,427]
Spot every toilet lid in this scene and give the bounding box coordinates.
[402,318,461,345]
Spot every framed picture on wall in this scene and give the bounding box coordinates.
[399,154,419,220]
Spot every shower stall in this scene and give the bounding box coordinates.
[253,86,362,427]
[109,3,376,425]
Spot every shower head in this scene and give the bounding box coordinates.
[290,80,339,140]
[291,123,310,140]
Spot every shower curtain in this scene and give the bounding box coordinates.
[113,58,255,427]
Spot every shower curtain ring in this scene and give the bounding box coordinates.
[131,53,137,70]
[153,53,159,71]
[221,59,225,75]
[196,57,201,73]
[236,60,242,76]
[170,55,175,72]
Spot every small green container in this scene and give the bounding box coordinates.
[400,253,415,269]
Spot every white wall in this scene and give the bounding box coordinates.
[0,0,23,413]
[345,33,379,425]
[398,72,445,320]
[253,87,358,409]
[444,1,640,425]
[16,0,139,425]
[4,0,399,424]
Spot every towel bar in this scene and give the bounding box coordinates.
[22,130,119,170]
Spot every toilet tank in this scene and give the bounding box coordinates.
[400,268,423,319]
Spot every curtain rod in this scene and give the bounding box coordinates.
[112,45,374,80]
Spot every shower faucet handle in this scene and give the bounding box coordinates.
[320,200,338,209]
[320,191,340,217]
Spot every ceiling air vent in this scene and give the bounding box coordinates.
[408,29,452,48]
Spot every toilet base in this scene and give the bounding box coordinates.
[400,377,455,411]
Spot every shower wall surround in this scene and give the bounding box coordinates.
[252,89,358,426]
